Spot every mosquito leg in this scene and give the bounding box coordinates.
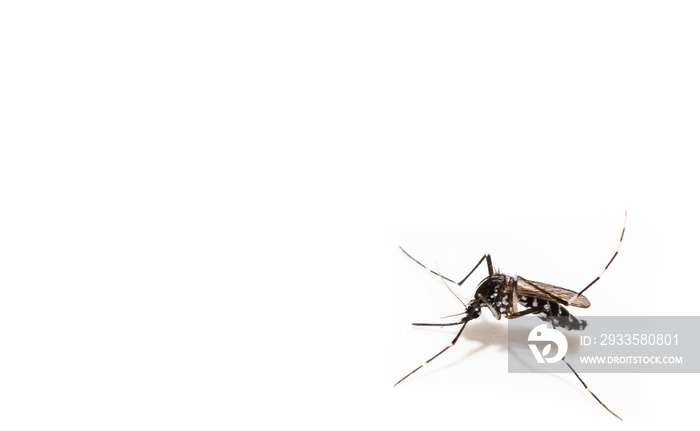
[399,246,457,284]
[395,317,471,386]
[412,321,465,327]
[435,263,466,307]
[562,357,623,421]
[457,254,492,286]
[570,210,627,304]
[507,306,546,319]
[398,247,466,306]
[398,246,493,288]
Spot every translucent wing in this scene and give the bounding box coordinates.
[516,277,591,308]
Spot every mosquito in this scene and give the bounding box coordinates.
[395,212,626,421]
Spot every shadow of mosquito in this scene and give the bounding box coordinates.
[405,317,585,385]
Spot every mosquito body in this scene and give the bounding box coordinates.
[395,213,627,420]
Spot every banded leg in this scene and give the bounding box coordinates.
[398,246,492,287]
[571,210,627,304]
[412,321,465,327]
[510,308,621,418]
[399,246,457,284]
[394,317,471,386]
[563,357,622,421]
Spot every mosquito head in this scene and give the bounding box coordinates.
[464,300,482,321]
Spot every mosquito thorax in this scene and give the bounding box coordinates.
[472,274,518,319]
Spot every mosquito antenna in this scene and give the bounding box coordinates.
[440,311,468,319]
[571,210,627,304]
[435,262,466,307]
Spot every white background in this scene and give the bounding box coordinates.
[1,1,698,430]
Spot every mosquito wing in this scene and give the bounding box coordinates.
[516,277,591,308]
